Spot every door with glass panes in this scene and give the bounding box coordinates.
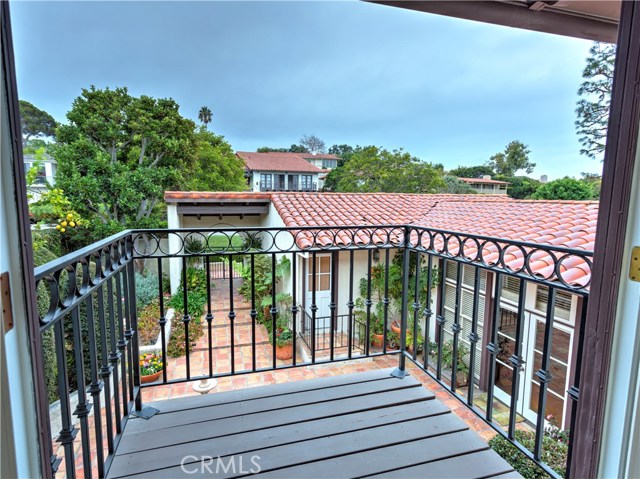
[306,254,332,329]
[493,282,574,429]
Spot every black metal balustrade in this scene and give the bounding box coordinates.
[34,224,591,479]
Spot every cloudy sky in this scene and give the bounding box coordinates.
[11,1,603,179]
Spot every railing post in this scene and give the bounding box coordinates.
[127,254,142,412]
[392,226,411,378]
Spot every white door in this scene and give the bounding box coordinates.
[493,308,573,429]
[522,314,573,428]
[306,254,332,329]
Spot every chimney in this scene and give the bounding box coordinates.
[482,175,492,180]
[540,175,548,184]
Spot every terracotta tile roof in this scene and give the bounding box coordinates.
[236,152,325,173]
[459,177,510,185]
[270,193,596,288]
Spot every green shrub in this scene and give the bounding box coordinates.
[137,301,161,346]
[168,290,207,318]
[488,428,568,479]
[167,318,204,358]
[135,272,159,309]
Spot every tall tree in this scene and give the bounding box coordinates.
[19,100,57,142]
[299,134,326,155]
[576,42,615,160]
[487,140,535,176]
[499,175,541,199]
[328,144,355,166]
[198,106,213,128]
[54,86,197,233]
[333,146,444,193]
[449,164,494,178]
[183,129,247,191]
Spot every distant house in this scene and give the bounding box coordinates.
[459,176,509,195]
[237,151,339,192]
[24,153,56,201]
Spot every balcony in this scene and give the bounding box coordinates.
[34,225,592,479]
[258,183,318,192]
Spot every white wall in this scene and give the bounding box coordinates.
[0,69,40,478]
[599,131,640,479]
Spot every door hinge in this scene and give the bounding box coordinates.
[630,246,640,282]
[1,271,14,333]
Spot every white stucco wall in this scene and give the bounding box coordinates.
[1,70,40,478]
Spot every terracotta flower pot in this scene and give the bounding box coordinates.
[391,321,401,334]
[275,344,293,360]
[371,333,384,348]
[141,371,162,384]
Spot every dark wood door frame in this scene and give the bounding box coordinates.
[570,2,640,478]
[1,2,54,477]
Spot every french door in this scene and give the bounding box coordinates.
[305,254,332,329]
[493,308,573,429]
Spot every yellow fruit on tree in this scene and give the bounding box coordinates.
[61,221,68,227]
[69,221,76,227]
[60,228,66,233]
[55,225,61,230]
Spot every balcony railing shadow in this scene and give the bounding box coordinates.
[34,224,592,479]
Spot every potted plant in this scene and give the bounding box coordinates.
[273,327,294,360]
[441,340,470,387]
[139,352,163,384]
[369,314,385,348]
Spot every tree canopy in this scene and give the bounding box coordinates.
[331,146,445,193]
[19,100,57,142]
[52,86,244,240]
[198,106,212,128]
[257,144,308,153]
[496,175,542,199]
[448,165,494,178]
[436,176,478,194]
[531,177,598,201]
[182,128,246,192]
[576,42,615,160]
[486,141,535,176]
[299,134,326,155]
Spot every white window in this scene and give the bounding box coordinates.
[300,175,313,190]
[322,159,337,169]
[534,286,572,321]
[260,174,272,190]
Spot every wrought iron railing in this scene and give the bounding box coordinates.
[300,311,367,354]
[34,224,592,479]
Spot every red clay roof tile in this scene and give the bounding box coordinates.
[236,151,329,173]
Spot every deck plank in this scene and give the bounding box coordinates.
[115,414,469,479]
[107,370,520,479]
[144,368,401,414]
[364,450,517,479]
[117,383,430,454]
[109,401,449,478]
[125,375,423,434]
[255,430,489,478]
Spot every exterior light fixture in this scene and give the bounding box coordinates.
[372,249,380,263]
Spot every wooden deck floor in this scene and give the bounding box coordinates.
[107,369,520,478]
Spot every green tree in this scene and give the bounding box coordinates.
[328,144,355,166]
[449,165,494,178]
[580,172,602,198]
[576,42,615,160]
[334,146,444,193]
[487,140,535,176]
[53,86,197,236]
[19,100,57,142]
[497,176,541,199]
[183,129,246,191]
[198,106,213,128]
[436,176,478,194]
[256,144,308,153]
[531,177,597,200]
